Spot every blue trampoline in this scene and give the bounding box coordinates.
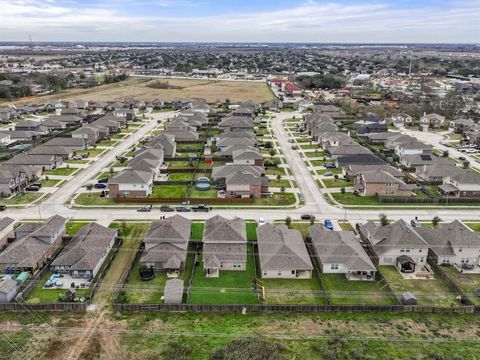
[195,177,211,191]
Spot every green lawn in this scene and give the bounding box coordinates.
[191,222,204,241]
[189,248,257,304]
[64,159,89,164]
[151,185,188,198]
[322,179,353,188]
[167,172,194,182]
[176,143,204,151]
[331,192,382,206]
[379,266,456,306]
[39,179,62,187]
[25,271,91,304]
[259,276,324,304]
[316,168,342,175]
[321,274,395,305]
[439,266,480,305]
[304,151,325,158]
[189,188,217,199]
[288,222,312,240]
[269,179,293,188]
[266,167,287,176]
[1,192,43,205]
[97,140,118,147]
[167,161,195,169]
[246,222,257,241]
[77,148,105,157]
[466,223,480,232]
[253,193,296,206]
[74,193,116,206]
[43,167,78,176]
[309,160,327,167]
[338,222,355,232]
[298,144,319,150]
[66,221,90,236]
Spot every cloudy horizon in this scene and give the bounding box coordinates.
[0,0,479,43]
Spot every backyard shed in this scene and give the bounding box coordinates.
[163,279,184,304]
[0,278,17,302]
[15,272,29,285]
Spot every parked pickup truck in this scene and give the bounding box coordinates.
[192,204,211,212]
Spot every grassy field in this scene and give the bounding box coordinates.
[166,172,194,182]
[321,274,395,305]
[253,193,296,206]
[4,311,480,359]
[77,148,106,157]
[379,266,456,306]
[189,247,257,304]
[39,179,62,187]
[466,223,480,232]
[259,276,324,304]
[4,77,273,105]
[332,192,382,206]
[191,222,204,241]
[74,193,116,206]
[66,221,90,236]
[151,185,188,198]
[322,179,353,188]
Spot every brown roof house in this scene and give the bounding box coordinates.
[420,113,446,129]
[256,223,313,279]
[140,215,191,275]
[51,223,117,279]
[203,215,247,278]
[439,170,480,198]
[309,225,376,280]
[0,215,66,272]
[354,170,416,196]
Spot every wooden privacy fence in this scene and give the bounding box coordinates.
[0,302,87,311]
[113,303,479,314]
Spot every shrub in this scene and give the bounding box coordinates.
[212,337,285,360]
[160,341,192,360]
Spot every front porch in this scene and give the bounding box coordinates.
[346,270,376,281]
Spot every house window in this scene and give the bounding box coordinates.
[291,270,295,275]
[277,271,282,276]
[400,249,405,253]
[459,248,463,252]
[330,264,339,270]
[406,249,410,253]
[419,249,422,253]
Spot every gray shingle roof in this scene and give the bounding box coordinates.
[109,169,152,184]
[309,225,376,272]
[256,223,313,271]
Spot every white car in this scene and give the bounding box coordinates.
[257,217,266,226]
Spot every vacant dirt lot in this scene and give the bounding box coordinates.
[6,77,273,105]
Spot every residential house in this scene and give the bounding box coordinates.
[108,169,153,198]
[416,221,480,271]
[449,118,475,134]
[114,108,135,121]
[140,215,191,274]
[150,133,176,157]
[395,141,433,158]
[218,116,255,132]
[256,223,313,279]
[224,171,268,198]
[43,137,87,150]
[420,113,445,129]
[342,164,403,181]
[28,145,74,160]
[389,113,413,128]
[363,132,396,146]
[4,154,63,170]
[439,170,480,198]
[415,164,463,183]
[354,170,416,196]
[212,163,265,187]
[203,216,247,277]
[309,225,376,280]
[15,120,43,133]
[326,144,372,158]
[400,154,453,169]
[335,154,386,168]
[164,120,199,141]
[385,134,416,150]
[358,220,429,273]
[46,115,83,126]
[0,215,66,272]
[51,223,117,279]
[0,167,28,197]
[72,126,100,145]
[319,104,344,118]
[232,148,263,166]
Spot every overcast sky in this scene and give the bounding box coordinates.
[0,0,479,43]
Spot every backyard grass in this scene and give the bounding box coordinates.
[64,159,89,164]
[166,161,195,169]
[322,178,353,188]
[253,192,296,206]
[379,266,456,306]
[331,192,382,206]
[25,271,91,304]
[316,168,342,175]
[266,166,287,176]
[466,223,480,232]
[121,251,194,304]
[166,172,194,182]
[246,222,257,241]
[176,143,204,151]
[309,160,327,167]
[151,185,188,198]
[259,276,324,304]
[43,167,78,176]
[438,266,480,305]
[189,248,257,304]
[97,140,119,147]
[189,188,217,198]
[298,144,319,150]
[320,274,395,305]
